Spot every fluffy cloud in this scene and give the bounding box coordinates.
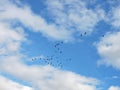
[96,32,120,70]
[108,86,120,90]
[109,6,120,28]
[46,0,105,33]
[0,0,105,42]
[0,55,100,90]
[0,22,26,55]
[0,75,32,90]
[0,0,73,42]
[107,0,120,6]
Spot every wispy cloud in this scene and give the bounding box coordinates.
[0,0,106,42]
[109,6,120,28]
[0,0,73,42]
[0,75,32,90]
[0,22,26,55]
[46,0,105,34]
[0,55,100,90]
[108,86,120,90]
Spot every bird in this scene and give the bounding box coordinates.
[59,51,62,54]
[32,57,38,61]
[57,48,60,50]
[55,43,60,46]
[80,34,82,37]
[54,45,57,47]
[61,41,63,44]
[32,58,34,61]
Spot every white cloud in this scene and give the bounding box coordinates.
[104,75,120,80]
[0,0,73,42]
[112,76,120,79]
[107,0,120,9]
[0,55,100,90]
[0,22,26,55]
[95,32,120,70]
[0,75,32,90]
[109,6,120,28]
[0,0,105,42]
[108,86,120,90]
[46,0,105,33]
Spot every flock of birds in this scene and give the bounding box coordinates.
[31,41,72,68]
[80,32,87,36]
[31,32,104,68]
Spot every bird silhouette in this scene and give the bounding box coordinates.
[81,34,82,37]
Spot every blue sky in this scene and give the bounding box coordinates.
[0,0,120,90]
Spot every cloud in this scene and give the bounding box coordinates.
[0,0,73,42]
[0,22,26,55]
[112,76,120,79]
[0,55,100,90]
[107,0,120,6]
[95,31,120,70]
[0,0,105,42]
[109,6,120,28]
[46,0,105,33]
[108,86,120,90]
[104,75,120,81]
[0,75,32,90]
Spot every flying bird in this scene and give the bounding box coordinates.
[80,34,82,37]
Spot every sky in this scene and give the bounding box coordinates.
[0,0,120,90]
